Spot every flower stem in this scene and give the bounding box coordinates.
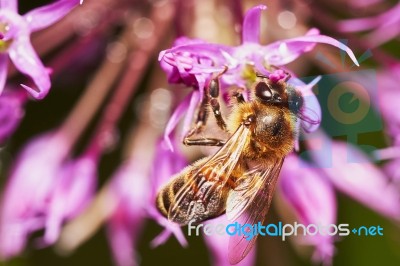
[58,22,134,147]
[85,0,177,157]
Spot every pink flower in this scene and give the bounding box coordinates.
[148,139,188,247]
[41,154,97,245]
[338,2,400,47]
[203,216,256,266]
[279,155,336,264]
[308,131,400,219]
[159,5,359,149]
[0,132,70,258]
[0,89,26,143]
[106,161,149,266]
[0,0,81,98]
[278,130,400,264]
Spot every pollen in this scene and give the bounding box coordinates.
[0,23,12,52]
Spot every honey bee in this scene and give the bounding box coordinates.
[157,68,305,264]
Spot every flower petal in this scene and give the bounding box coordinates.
[365,22,400,47]
[0,53,8,96]
[0,90,25,143]
[308,131,400,219]
[338,3,400,32]
[8,38,51,99]
[150,139,187,198]
[43,156,97,245]
[279,155,336,265]
[163,91,194,151]
[0,132,70,258]
[181,88,201,140]
[242,5,267,43]
[107,206,141,266]
[106,159,151,266]
[290,76,322,132]
[264,28,359,66]
[0,0,18,12]
[204,216,256,266]
[23,0,80,32]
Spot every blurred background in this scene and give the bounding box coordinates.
[1,0,400,265]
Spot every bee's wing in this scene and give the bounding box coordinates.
[168,125,251,225]
[226,158,284,265]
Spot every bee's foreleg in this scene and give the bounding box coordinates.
[186,92,209,138]
[209,68,228,131]
[183,137,226,146]
[232,89,245,103]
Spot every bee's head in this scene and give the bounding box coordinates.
[254,80,285,104]
[254,80,303,114]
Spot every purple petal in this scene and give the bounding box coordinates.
[242,5,267,43]
[0,132,70,258]
[308,131,400,219]
[264,28,359,66]
[279,155,336,264]
[181,89,201,140]
[148,140,189,247]
[0,90,26,143]
[349,0,383,8]
[338,3,400,32]
[0,53,8,95]
[164,92,194,151]
[0,0,18,12]
[365,23,400,47]
[9,38,51,99]
[150,139,187,198]
[203,216,256,266]
[24,0,80,32]
[384,158,400,183]
[43,156,97,245]
[159,43,230,86]
[148,206,188,248]
[290,76,322,132]
[107,206,141,266]
[106,160,151,266]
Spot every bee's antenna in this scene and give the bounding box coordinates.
[255,72,269,79]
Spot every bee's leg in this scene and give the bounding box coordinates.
[209,67,228,131]
[232,89,245,104]
[185,92,209,138]
[283,72,291,82]
[183,138,226,146]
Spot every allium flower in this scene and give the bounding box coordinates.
[307,131,400,219]
[0,131,97,258]
[0,0,81,98]
[159,5,359,148]
[105,137,188,266]
[107,160,150,266]
[349,0,383,8]
[338,2,400,47]
[42,154,97,245]
[148,139,188,247]
[0,89,26,143]
[376,65,400,145]
[278,129,400,265]
[280,155,336,264]
[204,216,256,266]
[0,132,70,258]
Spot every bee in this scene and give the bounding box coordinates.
[156,68,305,264]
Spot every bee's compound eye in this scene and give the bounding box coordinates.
[255,82,272,101]
[288,92,304,114]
